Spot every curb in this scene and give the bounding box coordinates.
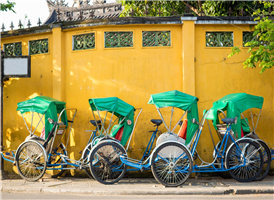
[2,186,273,195]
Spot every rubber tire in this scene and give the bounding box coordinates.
[89,141,127,184]
[48,143,67,178]
[253,140,271,181]
[15,141,47,181]
[151,142,193,187]
[225,139,263,182]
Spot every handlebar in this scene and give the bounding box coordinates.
[47,118,61,126]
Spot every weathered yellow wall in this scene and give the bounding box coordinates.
[1,20,273,175]
[195,24,274,162]
[63,24,183,164]
[1,33,53,172]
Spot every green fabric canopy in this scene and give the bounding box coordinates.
[17,96,68,139]
[148,90,199,145]
[206,93,264,138]
[89,97,135,146]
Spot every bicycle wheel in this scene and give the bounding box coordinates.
[89,141,127,184]
[48,143,67,178]
[254,140,271,181]
[225,139,263,182]
[15,141,47,181]
[151,142,193,187]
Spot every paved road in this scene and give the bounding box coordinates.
[1,192,274,200]
[1,176,273,196]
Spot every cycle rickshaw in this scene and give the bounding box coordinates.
[207,93,273,181]
[89,91,264,187]
[0,96,97,181]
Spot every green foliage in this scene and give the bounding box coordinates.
[228,2,274,73]
[119,0,265,17]
[202,1,264,16]
[119,1,188,17]
[228,47,241,58]
[1,0,15,13]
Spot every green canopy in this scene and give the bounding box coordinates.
[89,97,135,146]
[206,93,264,138]
[148,90,199,145]
[17,96,68,139]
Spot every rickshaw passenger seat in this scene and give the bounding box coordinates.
[178,119,187,140]
[151,119,163,126]
[115,126,124,141]
[222,118,236,124]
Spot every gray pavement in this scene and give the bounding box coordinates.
[0,175,273,196]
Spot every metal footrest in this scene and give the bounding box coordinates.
[1,150,16,163]
[120,155,150,170]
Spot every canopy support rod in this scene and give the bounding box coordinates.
[92,110,102,135]
[101,111,108,135]
[96,109,107,135]
[32,113,44,135]
[218,110,227,118]
[106,117,120,135]
[250,109,255,131]
[21,113,32,136]
[31,111,34,133]
[254,109,262,133]
[61,108,77,148]
[156,108,170,132]
[126,108,143,151]
[241,113,253,132]
[171,110,187,133]
[38,113,45,126]
[206,119,216,149]
[169,107,174,132]
[105,111,115,135]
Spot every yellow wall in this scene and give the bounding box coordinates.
[195,24,273,162]
[1,32,54,173]
[1,20,273,175]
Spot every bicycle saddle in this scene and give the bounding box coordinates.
[221,118,236,124]
[90,120,101,126]
[151,119,163,126]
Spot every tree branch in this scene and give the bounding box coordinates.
[183,1,199,15]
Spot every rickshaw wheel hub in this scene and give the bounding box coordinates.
[169,162,175,168]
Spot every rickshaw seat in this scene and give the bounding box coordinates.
[115,126,124,141]
[46,124,67,153]
[151,119,162,126]
[178,119,187,140]
[221,118,236,124]
[90,120,101,126]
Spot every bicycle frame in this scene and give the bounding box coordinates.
[47,120,100,171]
[120,125,160,171]
[188,111,254,173]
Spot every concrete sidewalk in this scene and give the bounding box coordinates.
[1,175,273,195]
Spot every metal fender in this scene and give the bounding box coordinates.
[242,137,266,149]
[149,140,193,165]
[87,140,126,163]
[81,142,92,160]
[15,140,48,162]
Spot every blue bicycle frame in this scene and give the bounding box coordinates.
[189,113,249,173]
[120,124,160,171]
